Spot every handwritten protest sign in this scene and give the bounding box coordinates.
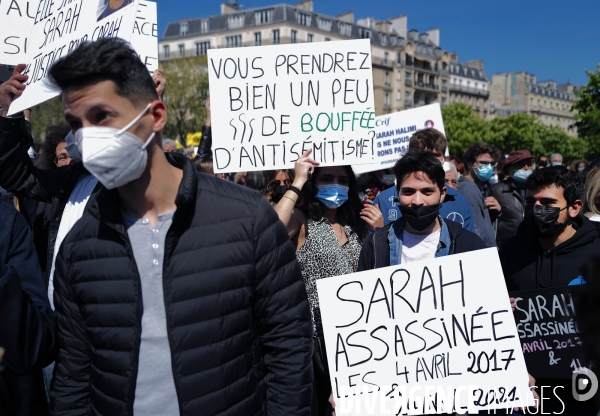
[511,285,591,380]
[316,248,534,415]
[130,0,157,73]
[0,0,36,65]
[353,104,445,175]
[7,0,140,115]
[207,39,376,173]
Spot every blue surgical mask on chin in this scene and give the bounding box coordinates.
[513,169,532,183]
[475,164,495,182]
[316,184,349,209]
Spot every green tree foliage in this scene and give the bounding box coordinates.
[572,64,600,157]
[29,96,67,143]
[442,102,588,161]
[161,55,209,146]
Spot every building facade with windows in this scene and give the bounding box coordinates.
[159,0,454,116]
[448,57,490,119]
[488,72,577,136]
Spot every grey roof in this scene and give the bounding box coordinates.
[449,62,488,81]
[527,83,573,101]
[162,3,409,50]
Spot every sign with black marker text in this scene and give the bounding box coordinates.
[130,0,157,73]
[0,0,35,65]
[316,248,534,415]
[7,0,140,115]
[352,104,445,175]
[207,39,376,173]
[511,285,590,380]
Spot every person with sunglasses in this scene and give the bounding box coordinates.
[275,150,372,415]
[457,141,501,248]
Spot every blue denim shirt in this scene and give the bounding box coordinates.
[388,216,451,266]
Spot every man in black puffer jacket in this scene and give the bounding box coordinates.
[359,150,486,271]
[31,38,312,415]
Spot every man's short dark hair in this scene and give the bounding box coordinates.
[408,128,447,154]
[394,149,445,192]
[48,38,158,106]
[40,124,71,170]
[526,166,583,206]
[463,142,500,167]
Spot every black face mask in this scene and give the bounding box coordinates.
[271,186,288,204]
[399,203,440,231]
[525,204,569,238]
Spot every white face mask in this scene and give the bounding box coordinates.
[75,104,155,189]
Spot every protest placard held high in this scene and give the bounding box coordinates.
[208,39,376,173]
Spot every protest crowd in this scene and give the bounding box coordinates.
[1,18,600,416]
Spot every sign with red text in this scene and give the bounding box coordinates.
[316,248,534,415]
[0,0,36,65]
[511,285,589,380]
[352,104,446,175]
[130,0,157,73]
[8,0,139,115]
[207,39,375,173]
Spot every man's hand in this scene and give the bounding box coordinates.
[361,204,384,230]
[152,69,166,101]
[485,196,501,212]
[0,64,28,117]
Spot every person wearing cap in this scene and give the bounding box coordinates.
[488,150,533,247]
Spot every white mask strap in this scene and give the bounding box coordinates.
[116,103,153,136]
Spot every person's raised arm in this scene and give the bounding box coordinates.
[0,64,27,118]
[152,68,166,102]
[274,149,318,239]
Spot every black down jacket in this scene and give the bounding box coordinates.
[488,178,526,247]
[0,115,99,284]
[50,153,314,416]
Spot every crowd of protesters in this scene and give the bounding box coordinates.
[0,37,599,416]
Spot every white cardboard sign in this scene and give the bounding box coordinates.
[316,248,534,415]
[353,103,445,175]
[207,39,376,173]
[8,0,140,115]
[0,0,35,66]
[130,0,157,73]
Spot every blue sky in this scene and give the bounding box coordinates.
[157,0,599,86]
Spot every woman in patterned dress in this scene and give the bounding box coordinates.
[275,150,382,415]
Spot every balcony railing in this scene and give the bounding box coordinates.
[415,81,438,91]
[441,86,448,93]
[405,79,413,87]
[404,99,413,107]
[372,57,394,67]
[449,84,490,97]
[413,63,437,74]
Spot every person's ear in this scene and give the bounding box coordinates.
[439,185,447,204]
[569,199,583,218]
[149,99,167,132]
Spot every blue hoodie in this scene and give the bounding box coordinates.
[373,185,476,232]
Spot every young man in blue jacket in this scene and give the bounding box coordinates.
[373,129,475,232]
[359,149,486,270]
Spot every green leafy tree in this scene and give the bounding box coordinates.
[441,103,497,158]
[161,55,209,146]
[29,96,67,143]
[490,113,546,156]
[572,64,600,157]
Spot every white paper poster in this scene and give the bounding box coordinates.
[130,0,157,73]
[316,248,534,415]
[8,0,140,115]
[207,39,376,173]
[0,0,35,66]
[353,103,445,175]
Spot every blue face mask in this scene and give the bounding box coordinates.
[578,167,585,173]
[316,184,349,209]
[475,164,495,182]
[513,169,532,183]
[552,162,562,166]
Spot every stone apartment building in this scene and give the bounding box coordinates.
[159,0,464,117]
[448,56,491,119]
[489,72,577,136]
